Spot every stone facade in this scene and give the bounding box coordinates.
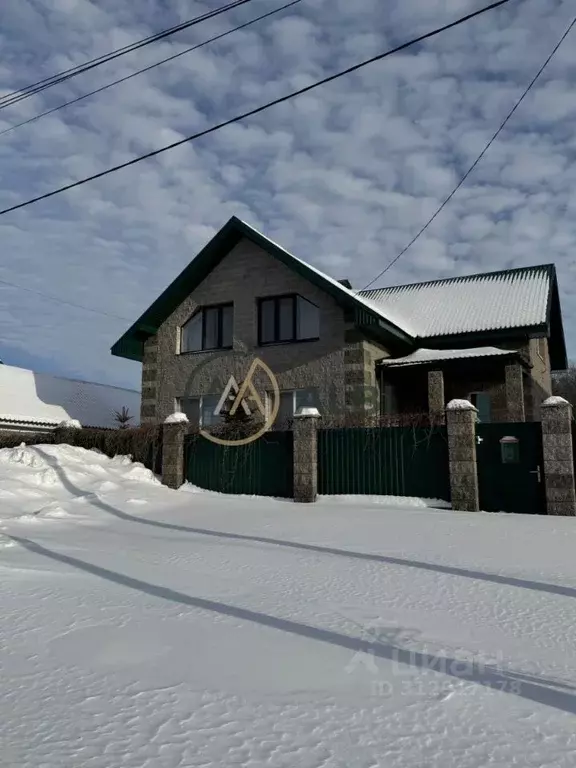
[162,420,188,489]
[293,411,320,502]
[504,363,525,422]
[427,370,445,424]
[541,397,576,516]
[145,237,390,426]
[446,400,479,512]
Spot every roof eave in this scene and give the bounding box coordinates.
[111,216,414,361]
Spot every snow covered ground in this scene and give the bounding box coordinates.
[1,443,576,767]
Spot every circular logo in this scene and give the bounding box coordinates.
[182,345,280,446]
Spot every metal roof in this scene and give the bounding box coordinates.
[378,346,520,368]
[359,265,553,339]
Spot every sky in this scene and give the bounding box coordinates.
[0,0,575,390]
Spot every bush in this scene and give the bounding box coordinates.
[0,424,163,474]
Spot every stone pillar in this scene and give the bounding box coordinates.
[446,399,479,512]
[162,414,189,490]
[505,363,525,422]
[541,397,576,516]
[428,370,445,425]
[293,407,321,503]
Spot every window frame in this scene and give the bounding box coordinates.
[469,391,492,423]
[257,294,319,346]
[180,303,233,354]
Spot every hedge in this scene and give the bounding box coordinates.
[0,425,163,475]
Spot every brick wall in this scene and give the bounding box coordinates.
[147,237,383,423]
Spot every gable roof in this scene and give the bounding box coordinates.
[111,216,414,362]
[360,264,567,369]
[0,364,140,429]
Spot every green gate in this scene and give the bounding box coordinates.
[477,422,544,514]
[184,431,293,498]
[318,426,450,501]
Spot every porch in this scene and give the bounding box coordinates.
[378,347,544,424]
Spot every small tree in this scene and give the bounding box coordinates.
[114,406,133,430]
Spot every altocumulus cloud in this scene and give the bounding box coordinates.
[0,0,575,387]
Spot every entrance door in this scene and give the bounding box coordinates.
[476,422,545,514]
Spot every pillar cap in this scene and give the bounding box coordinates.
[542,396,570,408]
[295,406,321,418]
[446,399,477,412]
[164,412,189,424]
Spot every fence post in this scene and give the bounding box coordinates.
[162,413,188,490]
[293,407,321,503]
[541,396,576,516]
[446,399,479,512]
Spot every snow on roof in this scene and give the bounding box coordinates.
[236,219,416,337]
[359,265,552,338]
[0,364,140,429]
[379,346,518,368]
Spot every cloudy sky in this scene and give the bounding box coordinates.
[0,0,575,390]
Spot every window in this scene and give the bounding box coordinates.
[381,383,397,416]
[267,388,320,428]
[180,304,233,353]
[258,295,319,345]
[470,392,492,423]
[177,395,224,427]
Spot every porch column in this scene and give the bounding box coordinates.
[428,370,445,425]
[541,397,576,516]
[505,363,525,422]
[446,399,479,512]
[162,413,188,489]
[293,407,320,503]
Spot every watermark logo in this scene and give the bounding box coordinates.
[199,357,280,447]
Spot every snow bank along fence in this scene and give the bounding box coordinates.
[163,398,576,515]
[0,424,163,475]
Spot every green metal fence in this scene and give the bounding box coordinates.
[318,426,450,500]
[184,431,294,498]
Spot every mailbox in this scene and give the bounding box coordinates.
[500,435,520,464]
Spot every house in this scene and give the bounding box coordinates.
[111,216,567,427]
[0,363,141,432]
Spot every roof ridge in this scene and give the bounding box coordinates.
[359,263,555,295]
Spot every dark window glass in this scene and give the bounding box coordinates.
[297,296,319,340]
[203,307,220,350]
[181,304,233,353]
[279,297,295,341]
[260,299,276,344]
[222,305,233,348]
[259,295,319,345]
[181,313,202,353]
[178,397,199,424]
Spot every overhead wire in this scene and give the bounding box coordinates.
[0,0,516,219]
[361,12,576,289]
[0,0,302,139]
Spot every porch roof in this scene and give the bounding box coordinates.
[378,346,523,369]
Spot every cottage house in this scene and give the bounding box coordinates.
[111,217,567,427]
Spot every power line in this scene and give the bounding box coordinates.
[0,0,515,218]
[362,13,576,290]
[0,277,132,321]
[0,0,302,139]
[0,0,255,112]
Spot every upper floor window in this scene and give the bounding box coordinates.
[180,303,233,353]
[258,295,319,345]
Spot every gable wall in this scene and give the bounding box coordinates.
[145,237,361,423]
